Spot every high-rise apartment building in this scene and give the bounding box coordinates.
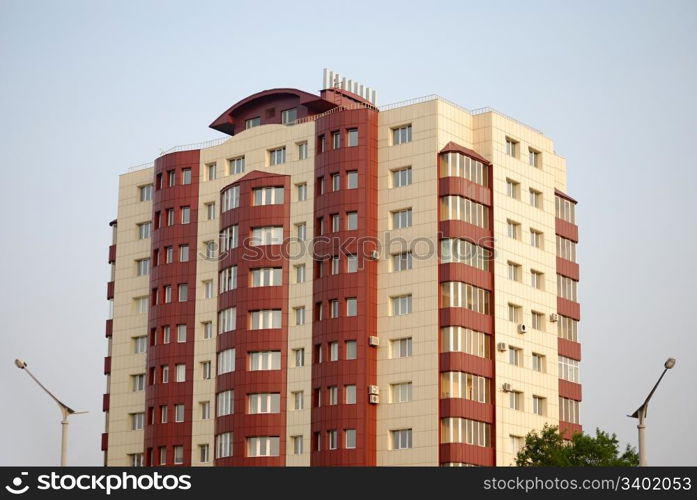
[103,70,580,467]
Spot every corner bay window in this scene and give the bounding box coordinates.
[439,151,488,186]
[440,417,491,447]
[440,195,489,229]
[441,281,491,314]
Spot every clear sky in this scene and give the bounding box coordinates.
[1,0,695,466]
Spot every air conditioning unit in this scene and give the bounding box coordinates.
[518,323,528,334]
[549,313,559,323]
[369,336,380,347]
[369,394,380,404]
[368,385,380,395]
[370,250,379,260]
[502,383,512,392]
[496,342,508,352]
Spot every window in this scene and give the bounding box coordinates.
[391,295,412,316]
[345,340,357,360]
[392,124,412,145]
[229,156,245,175]
[201,360,212,380]
[249,393,280,414]
[178,283,188,302]
[129,453,144,467]
[346,170,358,189]
[222,185,240,212]
[292,436,303,455]
[440,238,491,271]
[217,348,235,374]
[176,324,187,343]
[346,211,358,230]
[391,382,412,403]
[346,254,358,273]
[507,261,521,281]
[558,315,579,342]
[559,355,580,383]
[219,266,237,293]
[203,321,213,340]
[506,179,520,199]
[507,220,521,239]
[175,364,186,382]
[182,168,191,185]
[136,296,149,313]
[131,412,145,430]
[247,437,280,457]
[206,163,217,181]
[508,391,523,410]
[296,222,306,241]
[160,405,168,423]
[315,302,323,321]
[167,208,175,226]
[179,245,189,263]
[533,396,546,416]
[332,174,341,194]
[181,206,190,224]
[329,342,339,361]
[292,391,304,410]
[331,130,341,149]
[391,208,412,229]
[508,346,522,366]
[159,446,167,465]
[391,429,413,449]
[161,366,169,383]
[253,186,284,206]
[440,372,490,403]
[328,386,338,405]
[269,147,286,166]
[346,297,357,317]
[529,188,542,208]
[508,303,522,323]
[530,229,543,249]
[531,311,545,330]
[134,336,147,354]
[250,309,282,329]
[556,235,577,262]
[505,137,518,157]
[162,326,170,344]
[510,435,524,456]
[441,326,490,359]
[318,135,326,153]
[555,195,576,223]
[529,148,541,167]
[166,246,174,263]
[331,214,340,233]
[249,351,281,371]
[439,152,488,186]
[391,337,412,358]
[251,267,282,287]
[392,252,412,272]
[296,183,307,202]
[532,353,545,372]
[440,196,489,228]
[345,429,356,449]
[345,385,356,404]
[441,281,491,314]
[330,299,339,318]
[206,202,216,220]
[297,143,308,160]
[281,107,297,124]
[557,275,578,302]
[295,264,306,284]
[251,226,283,246]
[559,397,580,424]
[132,374,145,391]
[391,166,412,188]
[163,286,172,304]
[217,390,234,416]
[245,117,260,129]
[294,306,306,326]
[216,432,232,458]
[168,170,176,187]
[292,348,305,367]
[199,444,210,463]
[137,222,152,239]
[174,404,185,423]
[139,184,154,202]
[531,270,544,290]
[326,430,338,450]
[200,401,210,420]
[347,128,358,147]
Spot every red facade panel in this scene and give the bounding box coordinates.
[557,297,581,321]
[555,218,578,242]
[558,338,582,361]
[556,257,579,280]
[108,244,116,263]
[559,379,582,401]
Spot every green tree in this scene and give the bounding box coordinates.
[515,424,639,466]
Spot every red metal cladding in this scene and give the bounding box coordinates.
[101,433,108,451]
[103,356,111,375]
[558,338,582,362]
[556,257,579,281]
[557,297,581,321]
[106,281,114,300]
[311,107,378,466]
[559,421,582,440]
[102,393,110,412]
[105,319,113,338]
[555,218,578,242]
[559,379,582,401]
[215,171,290,466]
[108,244,116,263]
[437,144,496,466]
[144,150,200,467]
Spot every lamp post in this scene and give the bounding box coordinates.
[628,357,676,466]
[14,359,86,466]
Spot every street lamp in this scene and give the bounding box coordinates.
[628,357,676,466]
[14,358,87,466]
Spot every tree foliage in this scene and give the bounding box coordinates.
[515,424,639,466]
